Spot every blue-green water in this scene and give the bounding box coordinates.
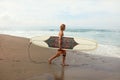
[1,28,120,46]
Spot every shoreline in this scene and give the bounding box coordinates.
[0,34,120,80]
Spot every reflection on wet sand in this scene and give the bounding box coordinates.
[49,65,65,80]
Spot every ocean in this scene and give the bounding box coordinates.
[0,28,120,58]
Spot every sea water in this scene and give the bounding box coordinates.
[0,27,120,58]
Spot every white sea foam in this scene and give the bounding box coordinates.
[80,44,120,58]
[65,44,120,65]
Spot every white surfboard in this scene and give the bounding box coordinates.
[30,36,98,51]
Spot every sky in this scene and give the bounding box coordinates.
[0,0,120,29]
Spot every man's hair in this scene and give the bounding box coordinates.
[60,24,66,30]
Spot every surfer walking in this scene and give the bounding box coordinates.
[48,24,68,66]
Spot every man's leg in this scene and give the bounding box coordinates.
[62,50,68,66]
[62,53,66,65]
[48,51,61,64]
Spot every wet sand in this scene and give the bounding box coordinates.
[0,34,120,80]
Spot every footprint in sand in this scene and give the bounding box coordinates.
[12,60,21,62]
[0,58,4,60]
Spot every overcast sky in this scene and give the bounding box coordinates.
[0,0,120,29]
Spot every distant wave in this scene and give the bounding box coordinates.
[48,29,120,33]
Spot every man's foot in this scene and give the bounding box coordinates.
[61,64,69,66]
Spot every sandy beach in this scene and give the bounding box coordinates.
[0,34,120,80]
